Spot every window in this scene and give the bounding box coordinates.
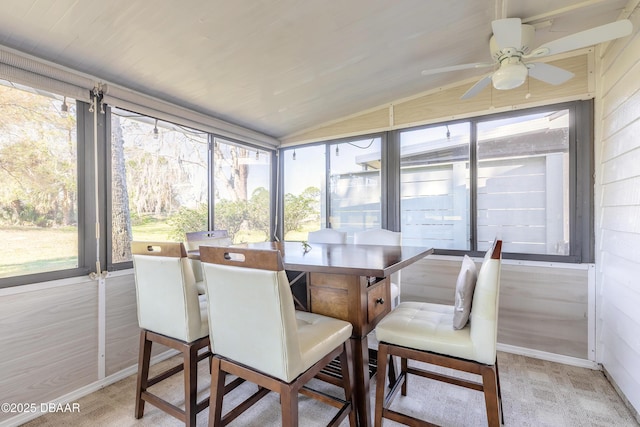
[329,137,382,234]
[398,102,591,262]
[476,111,569,255]
[212,137,272,243]
[0,81,80,280]
[110,110,208,264]
[282,145,325,241]
[400,123,471,249]
[281,136,383,241]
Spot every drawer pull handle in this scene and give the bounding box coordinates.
[375,297,385,305]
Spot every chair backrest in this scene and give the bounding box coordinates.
[200,246,303,382]
[131,241,204,342]
[185,230,232,250]
[469,239,502,365]
[353,229,401,246]
[307,228,347,244]
[185,230,232,282]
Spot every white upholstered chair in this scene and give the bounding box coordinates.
[200,246,357,427]
[307,228,347,244]
[374,239,503,427]
[354,229,402,307]
[131,241,211,427]
[184,230,232,294]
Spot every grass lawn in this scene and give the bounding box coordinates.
[1,219,318,279]
[0,227,78,278]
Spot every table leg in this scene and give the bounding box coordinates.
[351,335,372,427]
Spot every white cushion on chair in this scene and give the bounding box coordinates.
[453,255,478,330]
[133,253,209,343]
[376,254,501,365]
[376,301,474,359]
[295,310,353,372]
[203,262,352,383]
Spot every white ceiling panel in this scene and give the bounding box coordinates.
[0,0,632,139]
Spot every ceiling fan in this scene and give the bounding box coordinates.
[421,18,633,99]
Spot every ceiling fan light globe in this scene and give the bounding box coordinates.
[492,62,528,90]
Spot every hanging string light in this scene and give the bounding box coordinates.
[153,119,159,139]
[61,96,68,113]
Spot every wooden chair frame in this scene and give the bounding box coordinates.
[132,241,244,426]
[135,330,212,426]
[374,342,503,427]
[374,240,504,427]
[209,342,355,427]
[200,246,357,427]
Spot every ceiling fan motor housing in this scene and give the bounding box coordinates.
[490,24,535,61]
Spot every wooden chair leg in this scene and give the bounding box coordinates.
[495,357,504,425]
[208,357,226,427]
[135,330,152,419]
[281,388,298,427]
[481,365,501,427]
[374,343,389,427]
[400,357,408,396]
[184,342,198,427]
[340,342,357,427]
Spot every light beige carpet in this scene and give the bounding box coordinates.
[21,351,639,426]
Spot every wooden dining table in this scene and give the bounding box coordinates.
[191,240,433,427]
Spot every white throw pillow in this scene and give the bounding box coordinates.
[453,255,478,330]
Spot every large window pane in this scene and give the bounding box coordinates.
[110,111,208,263]
[476,110,569,255]
[0,81,79,278]
[212,137,271,243]
[282,145,325,241]
[329,137,382,235]
[400,123,470,249]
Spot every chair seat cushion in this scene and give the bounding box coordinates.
[295,311,352,377]
[375,301,475,361]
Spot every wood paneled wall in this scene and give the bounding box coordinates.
[282,53,592,145]
[105,274,168,376]
[0,280,99,423]
[402,257,589,359]
[0,273,169,424]
[595,7,640,417]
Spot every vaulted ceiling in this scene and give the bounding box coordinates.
[0,0,631,140]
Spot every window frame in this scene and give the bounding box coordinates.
[105,108,277,271]
[0,98,95,288]
[396,100,593,263]
[281,100,593,263]
[277,132,388,241]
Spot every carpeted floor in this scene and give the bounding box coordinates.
[21,351,639,426]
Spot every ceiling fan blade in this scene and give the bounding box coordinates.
[460,74,493,100]
[492,18,522,49]
[528,19,633,58]
[421,62,494,76]
[527,62,575,85]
